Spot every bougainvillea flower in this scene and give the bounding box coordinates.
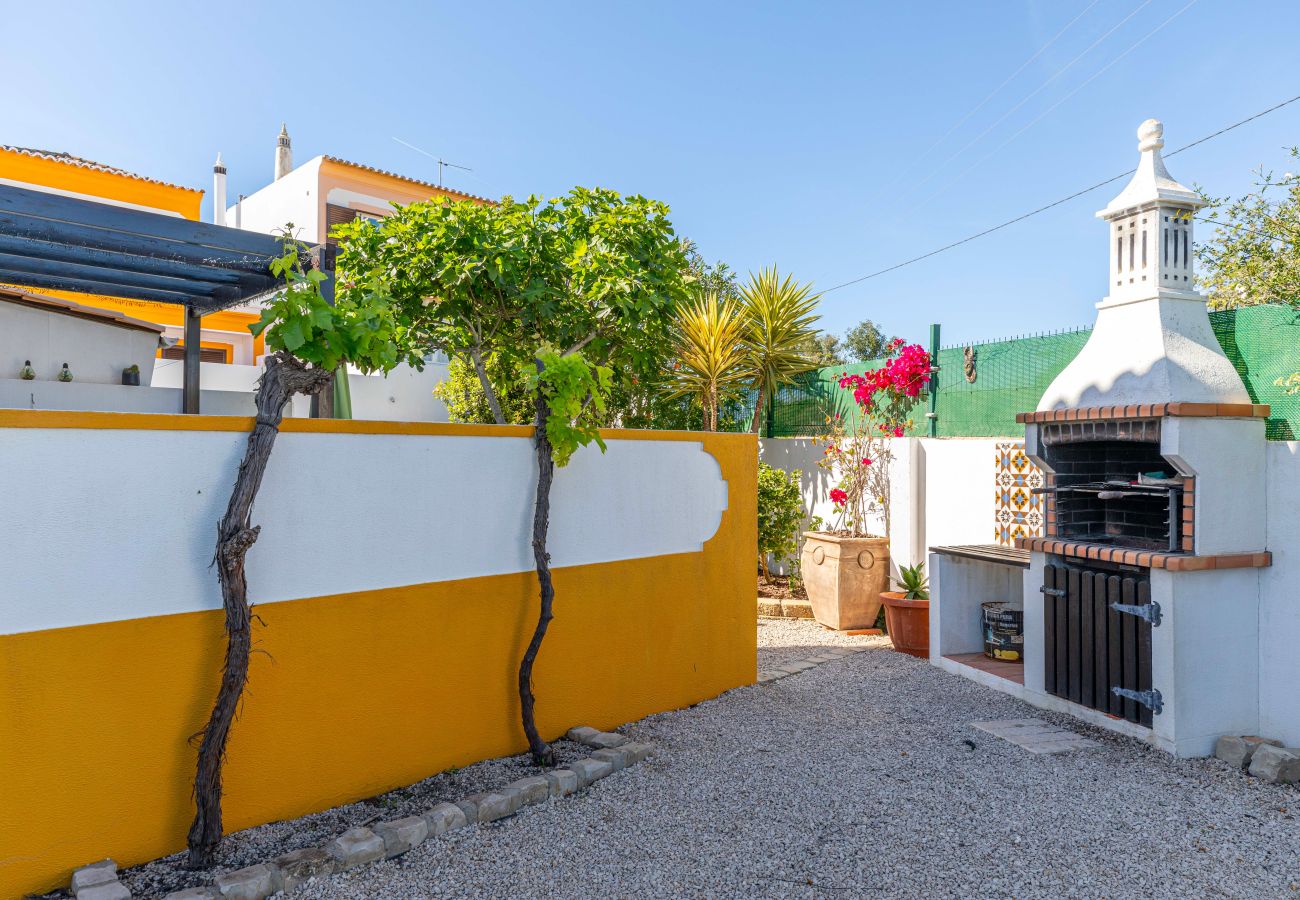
[829,488,848,507]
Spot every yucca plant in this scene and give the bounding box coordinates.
[740,267,822,433]
[668,290,750,430]
[891,563,930,600]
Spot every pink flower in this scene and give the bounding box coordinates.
[861,457,872,466]
[829,488,848,507]
[893,426,905,437]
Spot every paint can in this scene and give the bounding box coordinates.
[982,600,1023,661]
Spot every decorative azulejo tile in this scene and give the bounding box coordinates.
[994,441,1044,547]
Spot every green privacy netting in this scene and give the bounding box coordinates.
[736,303,1300,440]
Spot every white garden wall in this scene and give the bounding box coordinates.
[759,436,1003,576]
[1260,441,1300,744]
[766,433,1300,747]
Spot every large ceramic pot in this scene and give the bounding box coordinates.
[881,591,930,658]
[800,532,890,631]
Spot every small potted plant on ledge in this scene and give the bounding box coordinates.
[122,364,141,386]
[881,562,930,658]
[801,340,930,630]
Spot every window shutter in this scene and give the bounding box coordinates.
[325,204,361,246]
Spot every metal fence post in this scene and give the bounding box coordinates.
[927,323,941,438]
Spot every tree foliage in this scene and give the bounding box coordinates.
[797,332,847,368]
[757,462,804,583]
[739,267,821,433]
[843,318,899,363]
[524,347,612,467]
[667,290,750,430]
[1196,148,1300,310]
[335,187,689,423]
[434,352,534,424]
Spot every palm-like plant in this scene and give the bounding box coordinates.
[668,290,749,430]
[740,267,821,433]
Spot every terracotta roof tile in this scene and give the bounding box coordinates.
[0,145,201,193]
[322,156,495,204]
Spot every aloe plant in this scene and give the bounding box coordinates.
[892,563,930,600]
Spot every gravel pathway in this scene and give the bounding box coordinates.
[170,620,1300,898]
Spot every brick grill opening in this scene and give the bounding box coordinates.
[1040,420,1183,552]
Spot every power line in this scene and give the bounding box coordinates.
[917,0,1197,206]
[822,92,1300,295]
[903,0,1154,200]
[882,0,1101,193]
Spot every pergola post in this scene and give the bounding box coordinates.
[183,307,202,414]
[310,245,337,419]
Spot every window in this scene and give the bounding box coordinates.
[161,345,227,364]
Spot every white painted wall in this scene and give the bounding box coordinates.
[0,427,727,636]
[0,378,252,415]
[0,300,160,385]
[227,156,322,243]
[759,436,1003,576]
[0,359,449,422]
[1261,441,1300,745]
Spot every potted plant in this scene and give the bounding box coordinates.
[882,562,930,658]
[122,364,141,386]
[801,340,930,630]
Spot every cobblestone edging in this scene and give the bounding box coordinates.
[756,645,868,683]
[66,728,651,900]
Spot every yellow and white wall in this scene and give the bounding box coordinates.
[0,411,755,897]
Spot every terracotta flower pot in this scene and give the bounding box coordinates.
[800,532,890,631]
[881,591,930,658]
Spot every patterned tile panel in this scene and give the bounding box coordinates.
[995,441,1044,547]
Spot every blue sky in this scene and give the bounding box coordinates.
[3,0,1297,347]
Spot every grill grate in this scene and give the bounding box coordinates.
[1039,425,1183,551]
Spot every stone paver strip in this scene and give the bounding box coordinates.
[757,644,869,683]
[971,718,1102,753]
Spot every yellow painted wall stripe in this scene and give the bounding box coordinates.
[0,408,755,446]
[0,424,755,896]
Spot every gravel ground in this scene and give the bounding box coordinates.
[117,741,592,897]
[144,620,1300,898]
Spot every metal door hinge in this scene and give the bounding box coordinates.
[1112,686,1163,714]
[1111,600,1162,627]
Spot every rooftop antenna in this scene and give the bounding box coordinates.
[392,137,472,187]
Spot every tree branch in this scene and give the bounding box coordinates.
[468,343,506,425]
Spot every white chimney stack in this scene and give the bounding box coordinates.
[275,123,293,181]
[1036,119,1250,411]
[212,152,227,226]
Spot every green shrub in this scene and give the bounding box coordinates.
[758,462,804,583]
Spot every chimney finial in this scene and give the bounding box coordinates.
[275,123,293,181]
[1137,118,1164,153]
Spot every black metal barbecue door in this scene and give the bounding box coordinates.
[1042,563,1157,727]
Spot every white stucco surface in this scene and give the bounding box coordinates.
[760,436,1004,575]
[1260,441,1300,745]
[0,429,726,635]
[0,300,160,385]
[1038,297,1252,410]
[227,156,322,242]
